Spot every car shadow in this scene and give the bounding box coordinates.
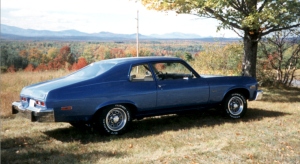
[43,108,289,144]
[1,108,289,163]
[1,135,126,163]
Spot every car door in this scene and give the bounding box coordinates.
[126,63,157,110]
[151,61,209,108]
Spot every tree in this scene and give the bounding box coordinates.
[47,48,59,61]
[28,48,43,66]
[260,29,300,86]
[7,65,16,73]
[110,48,125,58]
[24,64,35,72]
[35,63,48,72]
[0,44,25,72]
[72,57,88,70]
[82,46,94,63]
[192,42,243,75]
[58,45,74,64]
[48,46,75,70]
[141,0,300,78]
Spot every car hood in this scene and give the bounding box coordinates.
[201,75,257,86]
[21,76,87,100]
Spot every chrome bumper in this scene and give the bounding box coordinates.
[255,90,263,101]
[12,101,55,122]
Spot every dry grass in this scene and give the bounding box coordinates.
[1,72,300,163]
[0,71,70,117]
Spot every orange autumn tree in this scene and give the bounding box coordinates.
[24,64,35,72]
[48,46,75,70]
[34,63,48,72]
[72,57,88,70]
[7,65,16,73]
[110,48,125,58]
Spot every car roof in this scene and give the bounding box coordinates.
[97,56,183,65]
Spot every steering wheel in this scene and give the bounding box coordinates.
[156,71,163,75]
[156,71,164,80]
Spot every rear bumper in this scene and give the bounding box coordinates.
[254,90,263,101]
[12,101,55,122]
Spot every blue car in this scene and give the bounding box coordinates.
[12,57,263,135]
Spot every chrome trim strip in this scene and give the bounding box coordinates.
[255,90,263,101]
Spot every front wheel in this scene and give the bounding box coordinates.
[223,93,247,119]
[94,104,131,135]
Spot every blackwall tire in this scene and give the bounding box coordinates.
[223,93,247,119]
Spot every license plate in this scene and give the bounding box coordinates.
[29,99,35,107]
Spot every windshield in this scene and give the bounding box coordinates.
[67,62,116,79]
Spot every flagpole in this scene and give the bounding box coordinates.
[136,10,139,58]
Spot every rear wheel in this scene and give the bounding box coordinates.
[223,93,247,118]
[94,104,131,135]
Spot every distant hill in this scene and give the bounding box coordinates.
[1,24,87,37]
[1,24,239,41]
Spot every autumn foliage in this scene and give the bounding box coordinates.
[34,63,48,72]
[14,45,76,72]
[47,46,74,70]
[24,64,35,72]
[7,65,16,73]
[72,57,88,70]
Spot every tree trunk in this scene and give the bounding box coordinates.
[242,33,258,78]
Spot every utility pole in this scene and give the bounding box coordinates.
[136,10,139,58]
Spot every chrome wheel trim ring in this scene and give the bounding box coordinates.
[105,108,127,131]
[227,96,244,115]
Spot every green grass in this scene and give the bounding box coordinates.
[1,87,300,163]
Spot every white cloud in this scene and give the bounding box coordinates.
[1,0,239,37]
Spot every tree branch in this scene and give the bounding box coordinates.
[229,1,248,15]
[204,7,242,30]
[232,27,244,38]
[258,0,269,13]
[262,24,300,36]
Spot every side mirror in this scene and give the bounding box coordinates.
[130,75,136,81]
[146,71,151,76]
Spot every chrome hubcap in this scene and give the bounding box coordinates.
[106,108,127,131]
[112,115,120,123]
[233,103,239,109]
[228,96,244,115]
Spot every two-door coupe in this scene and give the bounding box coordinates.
[12,57,263,135]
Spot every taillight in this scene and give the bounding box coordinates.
[35,100,45,107]
[21,97,27,102]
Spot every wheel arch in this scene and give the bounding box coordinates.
[92,101,138,121]
[223,88,250,101]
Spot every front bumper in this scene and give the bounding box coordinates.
[254,90,263,101]
[12,101,55,122]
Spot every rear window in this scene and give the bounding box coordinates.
[67,62,116,79]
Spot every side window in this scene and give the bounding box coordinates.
[130,64,154,82]
[152,62,195,80]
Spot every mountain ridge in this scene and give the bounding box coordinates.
[1,24,239,41]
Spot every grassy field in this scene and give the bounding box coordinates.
[1,71,300,163]
[0,71,69,117]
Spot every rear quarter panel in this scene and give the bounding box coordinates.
[46,63,156,122]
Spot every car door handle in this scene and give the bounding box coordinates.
[158,84,166,88]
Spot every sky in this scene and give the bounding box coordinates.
[1,0,238,37]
